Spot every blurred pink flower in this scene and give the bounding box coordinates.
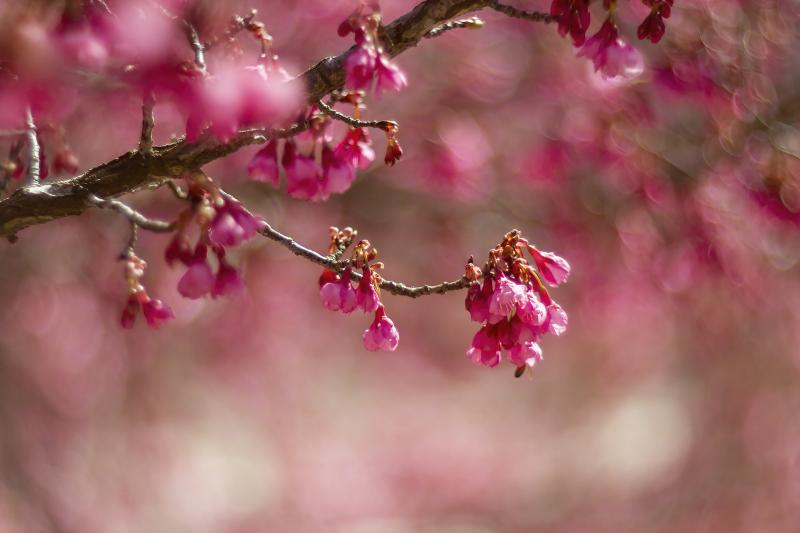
[362,305,399,351]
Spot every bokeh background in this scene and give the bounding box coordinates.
[1,0,800,531]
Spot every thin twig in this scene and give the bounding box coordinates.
[121,220,138,259]
[486,0,558,23]
[147,0,207,71]
[139,93,155,154]
[425,17,484,38]
[24,108,40,187]
[204,11,258,52]
[185,23,207,72]
[258,220,470,298]
[165,179,188,199]
[316,100,397,131]
[85,193,175,233]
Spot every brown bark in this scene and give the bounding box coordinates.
[0,0,491,240]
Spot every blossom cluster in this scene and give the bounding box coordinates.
[464,231,569,376]
[120,252,174,330]
[247,95,402,201]
[339,1,408,95]
[578,18,643,80]
[118,175,262,329]
[549,0,676,81]
[318,229,399,352]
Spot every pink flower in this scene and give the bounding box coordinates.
[550,0,591,46]
[546,302,568,336]
[578,19,643,80]
[212,259,244,298]
[248,139,280,187]
[141,298,174,328]
[344,44,377,91]
[374,54,408,95]
[322,145,356,195]
[466,326,502,368]
[531,249,571,286]
[282,140,322,201]
[334,128,375,169]
[177,245,215,299]
[319,268,357,313]
[509,341,543,369]
[120,295,140,329]
[384,137,403,167]
[362,305,399,352]
[355,267,380,313]
[637,12,666,43]
[465,278,492,323]
[517,290,547,326]
[164,234,193,266]
[121,293,173,329]
[208,199,261,248]
[489,274,527,319]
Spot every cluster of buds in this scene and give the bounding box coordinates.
[637,0,674,43]
[464,230,569,377]
[248,93,402,200]
[578,17,643,80]
[164,175,261,300]
[120,252,174,329]
[318,230,399,352]
[339,1,408,95]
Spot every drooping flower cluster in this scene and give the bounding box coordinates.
[464,230,569,376]
[318,228,399,352]
[637,0,674,43]
[165,176,260,300]
[120,252,174,329]
[339,1,408,95]
[578,18,643,80]
[247,93,402,201]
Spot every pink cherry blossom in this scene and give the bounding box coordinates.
[374,54,408,95]
[546,302,568,336]
[578,19,643,80]
[141,298,174,328]
[465,278,492,323]
[282,140,323,201]
[321,145,356,195]
[177,245,215,299]
[344,44,377,91]
[550,0,591,46]
[319,268,357,313]
[212,259,244,298]
[489,274,527,319]
[208,199,261,248]
[355,267,380,313]
[248,139,280,187]
[531,249,571,286]
[509,341,543,368]
[362,305,399,352]
[466,326,502,368]
[334,128,375,169]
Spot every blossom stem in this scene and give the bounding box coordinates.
[85,193,175,233]
[316,100,397,132]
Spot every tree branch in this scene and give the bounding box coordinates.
[317,100,397,131]
[258,221,471,298]
[0,0,510,241]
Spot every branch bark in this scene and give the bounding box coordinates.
[0,0,494,240]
